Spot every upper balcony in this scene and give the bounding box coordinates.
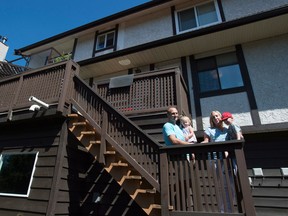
[94,67,190,117]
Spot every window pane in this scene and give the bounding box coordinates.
[216,52,238,67]
[197,2,218,26]
[0,153,37,195]
[198,69,220,92]
[96,35,105,50]
[196,57,216,71]
[219,64,244,89]
[106,32,115,47]
[178,8,196,31]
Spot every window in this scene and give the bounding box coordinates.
[176,1,220,33]
[96,31,115,51]
[196,52,244,93]
[0,152,38,197]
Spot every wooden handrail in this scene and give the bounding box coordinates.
[71,74,162,191]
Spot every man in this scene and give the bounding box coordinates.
[162,106,190,146]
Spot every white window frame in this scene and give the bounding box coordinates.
[175,0,221,34]
[0,152,38,197]
[96,31,115,51]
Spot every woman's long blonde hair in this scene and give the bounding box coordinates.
[209,110,223,128]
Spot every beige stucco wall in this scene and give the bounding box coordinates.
[200,93,253,130]
[242,34,288,124]
[222,0,288,21]
[120,8,173,49]
[73,33,95,62]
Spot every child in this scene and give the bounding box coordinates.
[179,115,197,143]
[179,115,197,162]
[222,112,243,176]
[221,112,244,140]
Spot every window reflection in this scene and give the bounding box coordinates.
[176,1,220,33]
[219,64,244,89]
[0,153,37,196]
[196,52,244,93]
[197,1,218,26]
[199,69,219,92]
[96,31,115,51]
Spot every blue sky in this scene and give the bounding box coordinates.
[1,0,150,62]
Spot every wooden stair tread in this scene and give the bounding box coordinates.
[105,151,116,155]
[136,188,156,194]
[110,162,128,167]
[67,113,79,118]
[144,204,174,213]
[73,122,87,126]
[150,204,161,209]
[81,131,95,135]
[90,140,101,144]
[118,175,142,185]
[124,175,142,180]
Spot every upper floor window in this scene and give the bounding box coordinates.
[96,31,115,51]
[196,52,244,93]
[176,1,220,33]
[0,152,38,197]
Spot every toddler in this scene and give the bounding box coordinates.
[221,112,244,140]
[222,112,243,175]
[180,116,197,143]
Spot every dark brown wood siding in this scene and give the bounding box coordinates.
[0,117,64,216]
[0,116,146,216]
[129,112,167,145]
[244,131,288,216]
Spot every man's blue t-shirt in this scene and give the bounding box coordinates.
[162,122,185,146]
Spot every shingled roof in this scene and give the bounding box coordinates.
[0,61,28,79]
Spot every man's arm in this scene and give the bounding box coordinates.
[168,134,190,145]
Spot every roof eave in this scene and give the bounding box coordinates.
[78,5,288,66]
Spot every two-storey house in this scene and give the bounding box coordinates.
[0,0,287,215]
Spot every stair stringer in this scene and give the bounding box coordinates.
[68,113,163,215]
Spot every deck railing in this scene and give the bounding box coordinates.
[96,67,190,116]
[0,60,255,215]
[159,140,255,215]
[0,61,78,120]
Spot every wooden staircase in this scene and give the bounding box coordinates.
[68,113,163,215]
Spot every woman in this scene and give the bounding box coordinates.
[202,110,228,143]
[202,110,233,213]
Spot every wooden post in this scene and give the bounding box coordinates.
[234,143,256,216]
[160,151,170,216]
[57,61,78,114]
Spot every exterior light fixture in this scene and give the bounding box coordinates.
[118,59,131,66]
[28,96,50,111]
